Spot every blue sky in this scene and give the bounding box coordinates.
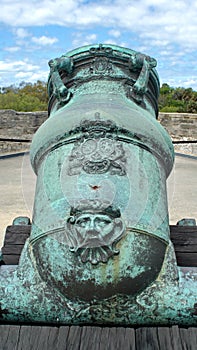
[0,0,197,89]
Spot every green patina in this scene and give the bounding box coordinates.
[0,44,196,325]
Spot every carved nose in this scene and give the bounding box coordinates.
[87,218,95,230]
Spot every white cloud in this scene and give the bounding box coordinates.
[15,71,37,79]
[0,59,48,85]
[183,79,197,88]
[15,70,48,82]
[86,34,97,42]
[4,46,20,52]
[0,0,197,52]
[71,32,97,48]
[14,28,29,39]
[103,39,119,45]
[108,29,121,38]
[0,59,39,73]
[161,77,197,90]
[1,1,197,89]
[148,40,170,47]
[32,35,58,45]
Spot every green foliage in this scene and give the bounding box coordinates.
[0,81,48,111]
[159,83,197,113]
[0,80,196,113]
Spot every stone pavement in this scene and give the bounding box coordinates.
[0,153,36,247]
[0,152,196,247]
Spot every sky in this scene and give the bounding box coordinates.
[0,0,197,89]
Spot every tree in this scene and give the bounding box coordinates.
[159,84,197,113]
[0,81,48,111]
[0,81,197,113]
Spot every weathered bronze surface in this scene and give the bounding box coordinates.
[0,44,196,325]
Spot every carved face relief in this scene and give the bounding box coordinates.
[68,213,115,247]
[65,205,125,264]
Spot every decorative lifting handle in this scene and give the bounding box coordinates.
[129,53,157,103]
[48,55,74,105]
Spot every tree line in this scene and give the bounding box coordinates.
[0,81,197,113]
[0,81,48,112]
[159,83,197,113]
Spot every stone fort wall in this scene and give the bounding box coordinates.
[0,110,197,155]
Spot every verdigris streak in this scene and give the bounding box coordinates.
[1,44,196,325]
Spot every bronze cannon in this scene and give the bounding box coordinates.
[1,44,196,325]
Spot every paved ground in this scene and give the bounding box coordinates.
[0,153,36,247]
[0,152,196,247]
[167,154,197,224]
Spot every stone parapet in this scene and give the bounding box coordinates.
[0,110,197,154]
[159,112,197,141]
[0,109,48,139]
[0,110,48,154]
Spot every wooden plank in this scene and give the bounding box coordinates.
[170,326,183,350]
[28,325,43,349]
[5,225,31,235]
[0,325,11,348]
[124,328,136,350]
[170,226,197,235]
[175,252,197,267]
[170,225,197,266]
[135,327,160,350]
[33,326,59,350]
[179,328,190,350]
[22,326,59,350]
[173,245,197,253]
[171,235,197,247]
[17,326,59,350]
[99,327,111,350]
[0,325,20,350]
[1,254,20,265]
[106,327,117,350]
[2,245,24,255]
[0,325,196,349]
[47,327,60,350]
[1,225,30,265]
[79,326,92,350]
[101,327,134,350]
[107,327,118,350]
[80,326,102,350]
[55,326,70,350]
[89,327,102,350]
[7,326,21,350]
[170,228,197,251]
[17,326,33,350]
[66,325,82,350]
[115,327,127,350]
[157,327,174,350]
[188,328,197,350]
[4,232,30,245]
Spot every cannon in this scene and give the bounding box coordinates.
[0,44,196,325]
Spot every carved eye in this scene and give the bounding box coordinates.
[95,218,112,227]
[76,218,90,227]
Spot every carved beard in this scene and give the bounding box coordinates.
[70,245,120,265]
[66,216,125,265]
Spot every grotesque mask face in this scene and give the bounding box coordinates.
[67,212,124,247]
[66,209,125,264]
